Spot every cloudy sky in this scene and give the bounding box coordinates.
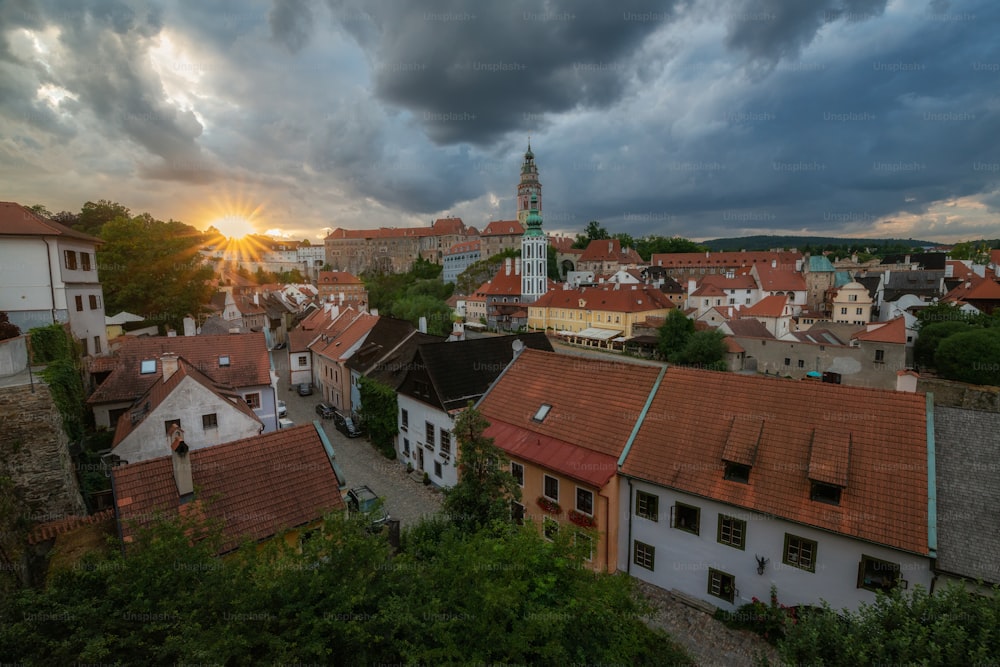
[2,0,998,243]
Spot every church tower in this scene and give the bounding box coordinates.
[517,141,542,225]
[521,192,547,304]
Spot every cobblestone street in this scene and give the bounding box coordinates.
[278,380,444,529]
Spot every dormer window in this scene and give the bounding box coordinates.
[533,403,552,422]
[219,356,230,367]
[140,359,156,374]
[810,481,842,505]
[723,462,751,484]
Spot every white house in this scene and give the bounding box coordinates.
[87,332,278,431]
[110,354,263,464]
[0,201,108,356]
[395,334,554,487]
[618,367,934,613]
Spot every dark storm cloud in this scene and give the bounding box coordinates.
[724,0,888,67]
[326,0,679,145]
[269,0,315,53]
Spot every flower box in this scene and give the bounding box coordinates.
[536,496,562,515]
[568,510,596,528]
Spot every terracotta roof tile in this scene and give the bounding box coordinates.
[579,239,643,264]
[740,294,788,318]
[318,270,363,285]
[754,264,807,292]
[27,509,116,545]
[481,220,523,236]
[531,285,674,313]
[651,251,802,269]
[478,349,662,460]
[622,368,929,555]
[112,424,344,553]
[807,429,851,487]
[851,316,907,344]
[88,333,271,405]
[0,201,103,242]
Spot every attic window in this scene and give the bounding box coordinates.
[810,481,842,505]
[723,462,751,484]
[533,403,552,422]
[219,356,231,367]
[140,359,156,374]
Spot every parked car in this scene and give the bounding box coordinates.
[333,409,363,438]
[315,402,335,418]
[297,383,313,396]
[345,486,390,532]
[277,400,287,418]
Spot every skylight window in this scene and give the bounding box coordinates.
[219,355,230,367]
[140,359,156,374]
[533,403,552,422]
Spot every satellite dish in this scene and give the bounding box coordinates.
[512,339,525,355]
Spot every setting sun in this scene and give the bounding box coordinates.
[212,214,256,240]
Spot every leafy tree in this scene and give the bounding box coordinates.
[916,302,977,329]
[390,294,452,336]
[572,220,610,248]
[27,204,51,217]
[673,329,729,370]
[634,235,707,261]
[443,402,521,533]
[934,328,1000,386]
[300,238,311,246]
[546,243,561,281]
[614,232,635,250]
[75,199,131,236]
[778,582,1000,666]
[657,309,695,361]
[913,321,974,369]
[455,248,519,296]
[0,312,20,341]
[357,376,398,458]
[97,213,215,329]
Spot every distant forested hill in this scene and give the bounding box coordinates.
[701,235,938,251]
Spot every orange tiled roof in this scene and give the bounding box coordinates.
[112,424,345,553]
[27,509,116,546]
[690,284,727,298]
[319,270,363,285]
[963,278,1000,300]
[532,285,674,313]
[579,239,643,264]
[622,368,929,555]
[851,316,907,344]
[446,240,481,255]
[699,273,758,290]
[111,357,262,447]
[990,249,1000,267]
[740,294,788,318]
[481,220,523,236]
[478,348,662,465]
[88,333,271,405]
[651,250,802,268]
[754,264,807,292]
[482,262,523,295]
[548,236,577,252]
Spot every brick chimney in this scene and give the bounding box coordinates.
[169,426,194,500]
[161,353,179,381]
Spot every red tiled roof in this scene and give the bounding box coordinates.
[478,348,662,467]
[484,419,619,487]
[111,357,262,447]
[851,316,907,344]
[622,368,929,554]
[318,270,363,285]
[724,337,745,354]
[112,424,345,553]
[531,285,674,313]
[690,284,727,298]
[740,294,788,318]
[481,220,523,236]
[754,264,807,292]
[88,333,271,405]
[483,262,524,295]
[963,278,1000,301]
[699,273,758,290]
[579,239,643,264]
[651,251,802,269]
[548,236,576,252]
[27,509,116,546]
[0,201,103,242]
[446,240,481,254]
[990,249,1000,267]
